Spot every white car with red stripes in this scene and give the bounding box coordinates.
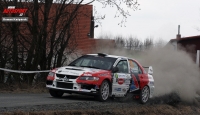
[46,53,154,103]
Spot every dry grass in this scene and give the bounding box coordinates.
[0,82,48,93]
[2,110,101,115]
[1,104,200,115]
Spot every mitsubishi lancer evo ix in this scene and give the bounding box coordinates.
[46,53,154,103]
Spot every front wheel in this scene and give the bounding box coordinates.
[140,86,150,104]
[96,80,110,102]
[49,89,64,98]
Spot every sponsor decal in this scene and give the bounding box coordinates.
[98,73,109,77]
[115,74,118,82]
[126,75,131,79]
[118,74,126,78]
[122,88,127,92]
[124,78,130,84]
[114,88,121,91]
[83,73,92,76]
[118,78,124,85]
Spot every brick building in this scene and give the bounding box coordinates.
[1,2,116,70]
[2,3,114,55]
[169,34,200,67]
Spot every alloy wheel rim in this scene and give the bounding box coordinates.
[142,86,149,102]
[101,82,109,100]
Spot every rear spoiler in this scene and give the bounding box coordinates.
[142,66,153,75]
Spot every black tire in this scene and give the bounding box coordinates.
[49,89,64,98]
[140,86,150,104]
[96,80,110,102]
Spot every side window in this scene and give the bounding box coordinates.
[116,60,129,73]
[128,60,142,74]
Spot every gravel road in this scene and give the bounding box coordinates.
[0,93,93,108]
[0,93,139,113]
[1,93,200,115]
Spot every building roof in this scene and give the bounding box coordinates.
[169,35,200,43]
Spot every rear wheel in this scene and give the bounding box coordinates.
[49,89,64,98]
[97,80,110,102]
[140,86,149,104]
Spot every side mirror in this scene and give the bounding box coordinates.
[148,66,153,75]
[112,66,119,73]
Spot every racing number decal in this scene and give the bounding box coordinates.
[115,74,125,85]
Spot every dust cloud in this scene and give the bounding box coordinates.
[94,43,200,102]
[137,45,200,103]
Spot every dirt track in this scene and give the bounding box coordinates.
[1,92,200,115]
[0,83,200,115]
[1,102,200,115]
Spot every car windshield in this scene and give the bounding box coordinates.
[68,55,117,70]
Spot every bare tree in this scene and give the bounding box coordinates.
[0,0,22,82]
[125,36,142,50]
[143,37,154,50]
[114,35,125,48]
[0,0,140,84]
[96,0,140,26]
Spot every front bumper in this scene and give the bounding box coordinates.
[46,80,99,95]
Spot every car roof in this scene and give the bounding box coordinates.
[87,53,132,60]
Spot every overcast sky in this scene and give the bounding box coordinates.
[92,0,200,42]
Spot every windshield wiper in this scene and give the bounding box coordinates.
[80,65,101,69]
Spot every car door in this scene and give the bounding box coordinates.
[112,59,132,97]
[129,60,148,92]
[128,59,143,92]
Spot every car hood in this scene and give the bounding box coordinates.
[55,66,110,76]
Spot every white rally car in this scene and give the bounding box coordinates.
[46,53,154,103]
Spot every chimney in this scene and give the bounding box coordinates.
[196,50,200,67]
[176,25,181,39]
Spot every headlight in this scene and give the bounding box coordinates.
[48,72,55,76]
[79,76,99,81]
